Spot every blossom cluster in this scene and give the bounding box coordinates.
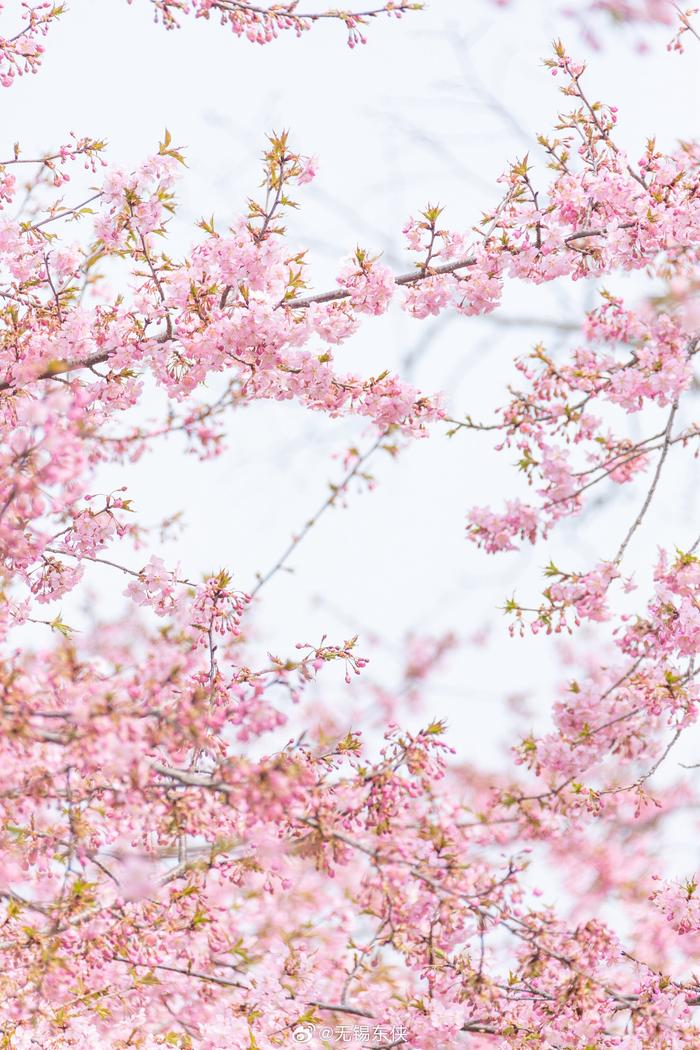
[1,5,700,1050]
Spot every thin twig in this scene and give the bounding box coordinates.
[614,400,678,565]
[249,430,388,598]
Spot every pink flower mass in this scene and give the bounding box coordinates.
[0,0,700,1047]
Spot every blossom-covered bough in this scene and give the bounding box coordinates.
[2,1,700,1047]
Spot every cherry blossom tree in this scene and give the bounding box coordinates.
[2,1,700,1048]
